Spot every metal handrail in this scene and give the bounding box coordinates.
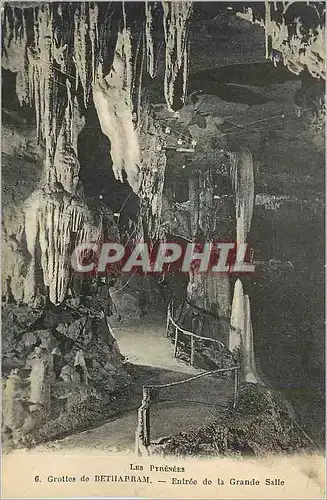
[135,303,240,455]
[166,300,236,367]
[144,366,238,390]
[135,366,240,456]
[169,314,225,348]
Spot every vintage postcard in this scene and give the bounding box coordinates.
[1,1,326,499]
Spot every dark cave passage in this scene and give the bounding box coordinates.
[1,69,20,111]
[77,103,140,227]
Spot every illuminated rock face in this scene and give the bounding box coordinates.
[240,2,325,79]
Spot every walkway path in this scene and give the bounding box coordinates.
[36,318,233,454]
[112,318,199,374]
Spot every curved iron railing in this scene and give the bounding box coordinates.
[165,300,235,368]
[135,301,240,455]
[135,366,240,456]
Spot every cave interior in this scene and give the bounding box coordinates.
[1,1,325,454]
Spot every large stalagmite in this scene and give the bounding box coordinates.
[145,1,159,79]
[23,186,105,305]
[243,293,259,383]
[229,278,244,352]
[230,279,259,383]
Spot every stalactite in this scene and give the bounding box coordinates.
[32,5,55,163]
[230,148,254,244]
[22,4,72,184]
[73,3,93,106]
[265,0,271,60]
[23,188,104,305]
[145,1,156,78]
[2,1,195,304]
[93,28,141,192]
[144,1,163,81]
[88,2,99,84]
[162,1,193,112]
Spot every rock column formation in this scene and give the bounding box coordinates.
[229,149,258,383]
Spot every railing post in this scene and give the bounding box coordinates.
[233,368,239,409]
[190,334,195,366]
[135,386,151,456]
[173,327,179,358]
[144,386,151,447]
[190,317,197,366]
[165,303,170,338]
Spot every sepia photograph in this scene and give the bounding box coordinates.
[1,1,326,498]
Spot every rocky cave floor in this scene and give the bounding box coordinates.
[3,309,319,458]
